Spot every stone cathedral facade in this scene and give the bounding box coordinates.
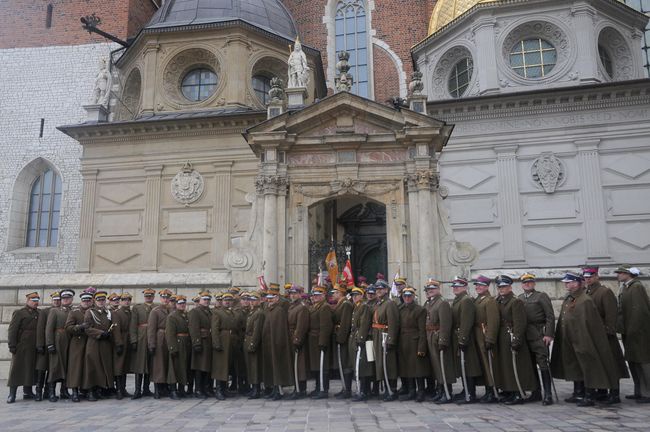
[0,0,649,377]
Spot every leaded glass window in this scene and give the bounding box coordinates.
[26,168,61,247]
[509,38,557,79]
[598,45,614,78]
[448,58,473,98]
[335,0,369,97]
[181,68,218,102]
[252,75,272,105]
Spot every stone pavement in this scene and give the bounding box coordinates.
[0,378,648,432]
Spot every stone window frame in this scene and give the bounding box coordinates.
[497,18,574,86]
[6,158,63,255]
[430,44,477,100]
[114,66,142,121]
[325,0,375,99]
[249,54,288,108]
[596,26,636,82]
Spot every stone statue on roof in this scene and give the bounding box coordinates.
[287,36,309,89]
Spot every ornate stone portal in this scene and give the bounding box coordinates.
[244,91,477,294]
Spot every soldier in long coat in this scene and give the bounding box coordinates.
[35,291,60,401]
[166,295,191,399]
[551,272,620,406]
[307,285,334,399]
[348,286,373,401]
[397,287,429,402]
[189,291,213,398]
[364,284,380,397]
[493,276,538,405]
[228,286,246,394]
[45,289,74,402]
[261,283,293,399]
[286,284,310,399]
[129,288,155,399]
[331,284,353,399]
[423,279,456,404]
[244,292,265,398]
[371,279,400,401]
[583,266,628,404]
[83,291,121,401]
[211,292,240,400]
[518,273,555,405]
[450,277,482,404]
[64,291,93,402]
[615,265,650,403]
[148,289,172,398]
[6,292,40,404]
[473,275,500,403]
[112,293,132,399]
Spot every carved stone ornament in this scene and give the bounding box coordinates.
[447,241,479,279]
[294,179,399,199]
[171,161,204,205]
[335,51,354,93]
[405,170,440,191]
[255,175,288,195]
[532,152,564,194]
[223,248,253,271]
[409,70,424,96]
[268,77,285,102]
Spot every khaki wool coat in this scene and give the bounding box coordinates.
[308,300,334,372]
[45,305,72,383]
[551,288,620,389]
[148,304,170,384]
[424,295,456,385]
[129,302,153,374]
[347,301,374,378]
[474,293,500,386]
[397,302,430,378]
[166,309,191,385]
[244,305,265,384]
[451,291,482,378]
[371,296,400,381]
[35,306,51,371]
[64,307,88,389]
[7,306,39,387]
[112,305,131,375]
[188,305,212,372]
[287,299,310,381]
[332,299,353,374]
[493,293,538,392]
[586,281,629,378]
[618,278,650,364]
[261,301,293,386]
[83,306,118,389]
[211,306,239,381]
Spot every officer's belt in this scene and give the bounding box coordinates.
[138,323,148,327]
[176,332,189,337]
[372,323,388,330]
[426,324,440,332]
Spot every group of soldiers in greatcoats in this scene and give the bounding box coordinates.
[6,264,650,407]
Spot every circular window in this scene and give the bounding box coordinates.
[448,58,473,98]
[252,75,272,105]
[598,44,613,79]
[181,68,218,102]
[509,38,557,79]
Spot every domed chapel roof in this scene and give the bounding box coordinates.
[146,0,298,40]
[428,0,495,35]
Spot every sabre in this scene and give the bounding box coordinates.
[319,349,325,393]
[546,345,559,402]
[487,350,499,398]
[337,344,346,391]
[508,328,526,399]
[355,345,361,395]
[293,349,299,392]
[381,332,393,396]
[439,349,451,400]
[460,349,470,402]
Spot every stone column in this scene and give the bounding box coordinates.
[575,139,611,263]
[405,177,421,288]
[141,165,162,271]
[495,145,526,266]
[257,175,286,284]
[571,5,598,83]
[407,170,439,288]
[77,169,98,272]
[140,42,159,116]
[211,162,233,270]
[472,17,499,94]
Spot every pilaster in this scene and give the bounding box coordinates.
[571,5,599,83]
[141,165,163,271]
[495,145,526,266]
[77,169,98,272]
[472,18,500,94]
[140,42,159,115]
[212,162,233,270]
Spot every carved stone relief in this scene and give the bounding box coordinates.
[431,45,475,100]
[598,27,635,80]
[405,170,440,191]
[162,48,222,108]
[171,161,204,205]
[531,152,565,193]
[255,175,288,195]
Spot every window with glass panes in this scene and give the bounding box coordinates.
[623,0,650,77]
[26,169,61,247]
[448,58,473,98]
[598,45,614,78]
[510,38,557,78]
[335,0,369,97]
[253,75,272,105]
[181,68,218,101]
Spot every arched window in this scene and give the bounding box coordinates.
[26,168,61,247]
[335,0,369,97]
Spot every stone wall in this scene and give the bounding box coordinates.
[0,43,114,274]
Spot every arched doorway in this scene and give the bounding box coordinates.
[308,195,387,285]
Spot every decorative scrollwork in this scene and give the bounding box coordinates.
[171,161,204,205]
[405,170,440,191]
[255,175,288,195]
[223,248,253,271]
[532,152,565,194]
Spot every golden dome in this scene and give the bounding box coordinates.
[428,0,498,35]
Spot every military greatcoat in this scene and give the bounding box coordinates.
[451,291,482,378]
[64,307,88,389]
[424,295,455,385]
[148,304,170,384]
[188,305,212,372]
[474,293,500,386]
[494,293,538,392]
[7,306,39,387]
[371,296,400,381]
[397,302,430,378]
[211,306,239,381]
[129,302,153,374]
[518,289,555,370]
[551,288,620,389]
[83,306,118,389]
[35,306,51,372]
[166,309,191,385]
[45,305,72,383]
[244,305,265,384]
[308,300,334,372]
[261,301,293,386]
[287,299,310,381]
[347,301,374,378]
[112,305,131,376]
[332,298,353,374]
[618,278,650,364]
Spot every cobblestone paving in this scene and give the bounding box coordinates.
[1,378,648,431]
